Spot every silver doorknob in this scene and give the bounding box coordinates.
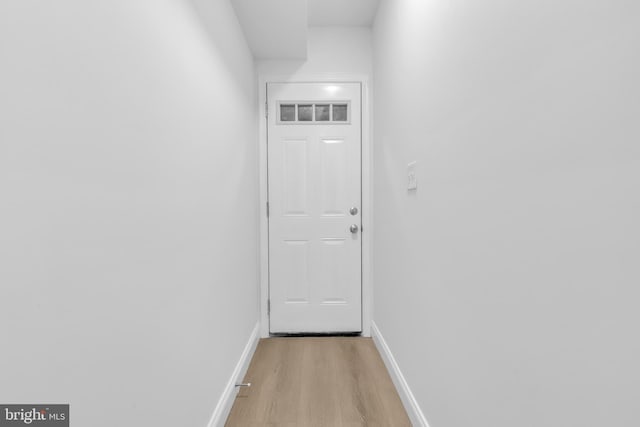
[349,207,358,215]
[350,224,359,234]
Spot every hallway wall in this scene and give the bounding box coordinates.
[0,1,258,426]
[372,1,640,426]
[258,26,372,77]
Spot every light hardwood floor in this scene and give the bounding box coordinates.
[225,337,411,427]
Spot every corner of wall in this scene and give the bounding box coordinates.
[371,321,431,427]
[207,322,261,427]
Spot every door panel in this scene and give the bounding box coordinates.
[268,82,362,334]
[282,139,309,215]
[320,138,348,216]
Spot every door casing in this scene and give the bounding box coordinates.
[258,73,372,338]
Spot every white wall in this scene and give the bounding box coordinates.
[0,1,258,426]
[372,1,640,426]
[258,26,372,77]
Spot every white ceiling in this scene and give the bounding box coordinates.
[308,0,380,27]
[230,0,380,59]
[230,0,308,59]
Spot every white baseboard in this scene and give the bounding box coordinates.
[371,321,431,427]
[207,322,260,427]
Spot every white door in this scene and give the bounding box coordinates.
[267,82,362,334]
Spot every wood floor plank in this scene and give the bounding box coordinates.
[225,337,411,427]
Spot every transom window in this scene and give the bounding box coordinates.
[277,102,350,124]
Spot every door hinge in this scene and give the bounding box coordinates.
[266,201,270,217]
[267,299,270,315]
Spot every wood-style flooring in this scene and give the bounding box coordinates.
[225,337,411,427]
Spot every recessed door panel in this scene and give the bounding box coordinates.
[282,139,309,216]
[320,139,348,217]
[283,240,310,303]
[319,238,348,305]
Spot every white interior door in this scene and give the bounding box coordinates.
[267,82,362,334]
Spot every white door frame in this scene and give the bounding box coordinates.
[258,73,373,338]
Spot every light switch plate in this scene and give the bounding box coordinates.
[407,161,417,190]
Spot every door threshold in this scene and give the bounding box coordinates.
[269,331,362,337]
